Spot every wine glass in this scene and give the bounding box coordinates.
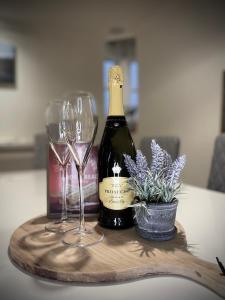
[45,100,77,233]
[62,91,104,247]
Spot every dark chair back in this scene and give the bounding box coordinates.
[34,133,48,169]
[208,134,225,193]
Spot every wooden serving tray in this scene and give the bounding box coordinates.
[9,216,225,298]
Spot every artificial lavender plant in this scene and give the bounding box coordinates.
[124,140,186,205]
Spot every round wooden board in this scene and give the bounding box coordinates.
[9,216,225,298]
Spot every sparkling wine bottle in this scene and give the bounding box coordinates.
[98,65,136,229]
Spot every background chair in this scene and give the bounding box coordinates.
[34,133,48,169]
[140,136,180,163]
[208,134,225,193]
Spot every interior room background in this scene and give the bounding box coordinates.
[0,0,225,187]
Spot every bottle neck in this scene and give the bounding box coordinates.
[108,85,124,116]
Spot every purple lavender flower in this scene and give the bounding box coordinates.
[124,150,149,185]
[124,154,138,178]
[136,150,150,184]
[124,139,186,202]
[163,150,172,171]
[166,155,186,187]
[150,139,165,176]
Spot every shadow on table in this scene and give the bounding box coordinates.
[102,222,196,258]
[18,230,61,250]
[8,244,91,285]
[35,246,91,273]
[30,216,49,225]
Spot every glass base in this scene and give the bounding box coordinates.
[63,226,104,248]
[45,219,77,233]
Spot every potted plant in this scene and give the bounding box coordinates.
[124,140,186,241]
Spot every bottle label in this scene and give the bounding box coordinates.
[99,177,134,210]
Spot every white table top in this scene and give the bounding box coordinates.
[0,170,225,300]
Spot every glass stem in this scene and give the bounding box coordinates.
[78,166,85,232]
[61,165,68,221]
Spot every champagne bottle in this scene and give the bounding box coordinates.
[98,65,136,229]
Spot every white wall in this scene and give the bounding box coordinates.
[138,1,225,186]
[0,0,225,187]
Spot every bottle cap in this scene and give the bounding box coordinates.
[109,65,124,87]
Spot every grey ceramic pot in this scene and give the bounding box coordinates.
[134,199,178,241]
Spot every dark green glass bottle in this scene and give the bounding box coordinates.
[98,66,136,229]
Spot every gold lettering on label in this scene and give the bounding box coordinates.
[99,177,134,210]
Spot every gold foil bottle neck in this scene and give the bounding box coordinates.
[109,65,124,87]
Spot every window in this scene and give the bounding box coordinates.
[103,38,139,131]
[0,42,16,86]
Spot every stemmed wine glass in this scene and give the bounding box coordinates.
[62,91,104,247]
[45,100,77,233]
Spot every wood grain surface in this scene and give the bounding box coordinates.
[8,216,225,298]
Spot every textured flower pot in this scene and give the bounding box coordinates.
[134,199,178,241]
